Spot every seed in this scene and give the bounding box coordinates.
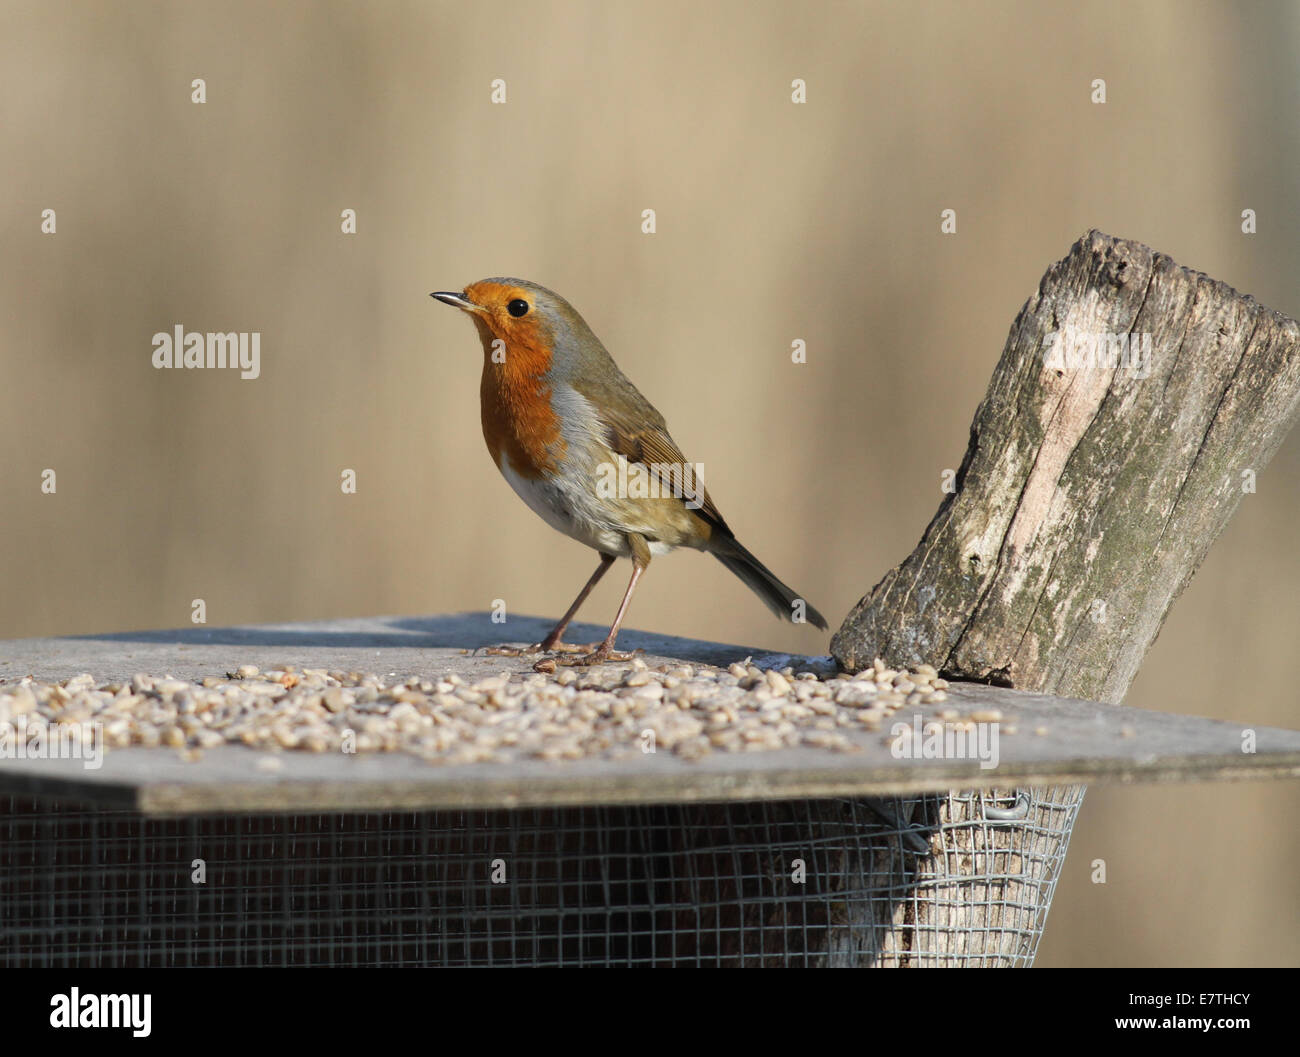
[4,689,37,715]
[393,689,428,707]
[6,654,952,768]
[833,685,876,707]
[970,709,1003,722]
[322,688,350,713]
[802,730,839,749]
[765,671,792,696]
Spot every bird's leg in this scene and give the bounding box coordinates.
[483,553,614,656]
[575,563,643,665]
[567,536,650,666]
[538,553,616,652]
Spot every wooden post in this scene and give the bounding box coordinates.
[816,229,1300,964]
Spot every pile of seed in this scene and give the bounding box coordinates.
[0,656,1006,765]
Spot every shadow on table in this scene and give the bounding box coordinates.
[66,613,772,666]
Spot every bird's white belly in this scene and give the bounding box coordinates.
[500,456,661,557]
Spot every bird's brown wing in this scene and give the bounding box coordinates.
[596,407,732,536]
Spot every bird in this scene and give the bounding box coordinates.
[430,278,828,664]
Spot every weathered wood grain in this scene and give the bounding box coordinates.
[833,230,1300,698]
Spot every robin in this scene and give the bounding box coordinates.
[431,278,828,664]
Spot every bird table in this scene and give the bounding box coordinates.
[1,615,1296,813]
[0,613,1296,968]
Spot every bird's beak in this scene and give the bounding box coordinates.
[430,291,482,313]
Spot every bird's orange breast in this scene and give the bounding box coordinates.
[474,316,564,480]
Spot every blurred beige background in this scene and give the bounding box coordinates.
[1,0,1296,966]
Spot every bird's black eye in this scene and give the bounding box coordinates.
[507,298,529,317]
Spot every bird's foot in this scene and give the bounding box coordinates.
[481,639,599,657]
[560,645,641,667]
[537,641,600,655]
[480,643,543,657]
[482,641,642,667]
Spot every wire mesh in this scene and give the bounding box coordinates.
[0,788,1080,967]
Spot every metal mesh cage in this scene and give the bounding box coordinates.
[0,788,1080,967]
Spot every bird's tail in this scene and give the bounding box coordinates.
[709,535,828,631]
